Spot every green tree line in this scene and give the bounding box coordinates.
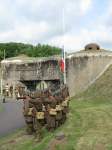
[0,42,61,60]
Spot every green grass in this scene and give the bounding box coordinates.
[0,126,55,150]
[1,65,112,149]
[1,100,112,150]
[56,100,112,150]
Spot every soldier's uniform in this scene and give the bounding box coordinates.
[5,83,9,97]
[55,95,63,127]
[61,88,69,124]
[46,95,57,131]
[30,97,44,141]
[22,85,70,138]
[23,95,34,134]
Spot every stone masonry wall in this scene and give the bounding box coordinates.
[66,53,112,97]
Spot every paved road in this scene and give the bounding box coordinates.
[0,100,25,137]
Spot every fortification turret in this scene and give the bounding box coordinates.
[85,43,100,51]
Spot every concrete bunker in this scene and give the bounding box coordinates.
[1,55,62,98]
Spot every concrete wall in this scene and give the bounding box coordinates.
[2,51,112,97]
[67,52,112,97]
[2,60,60,82]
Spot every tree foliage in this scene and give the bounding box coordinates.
[0,42,61,60]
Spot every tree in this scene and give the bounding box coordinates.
[0,42,61,60]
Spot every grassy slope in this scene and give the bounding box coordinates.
[1,65,112,150]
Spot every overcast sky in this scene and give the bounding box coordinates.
[0,0,112,52]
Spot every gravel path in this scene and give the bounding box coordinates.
[0,100,25,137]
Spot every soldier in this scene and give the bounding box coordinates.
[45,92,57,131]
[55,95,63,127]
[61,87,69,124]
[61,101,67,123]
[64,85,70,100]
[2,96,6,103]
[15,87,19,99]
[30,97,44,141]
[9,85,13,97]
[23,95,34,134]
[5,83,9,97]
[22,85,70,139]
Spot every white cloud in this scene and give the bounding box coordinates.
[80,0,92,14]
[47,24,112,52]
[0,21,50,43]
[0,0,92,42]
[0,0,112,52]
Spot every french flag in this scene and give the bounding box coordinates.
[60,48,65,73]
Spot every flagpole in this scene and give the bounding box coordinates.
[1,49,5,96]
[62,8,66,84]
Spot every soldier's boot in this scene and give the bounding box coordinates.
[61,114,66,124]
[49,127,55,132]
[60,119,63,125]
[3,97,5,103]
[34,120,43,142]
[57,120,61,127]
[46,125,50,131]
[34,130,42,142]
[56,121,59,128]
[26,123,34,135]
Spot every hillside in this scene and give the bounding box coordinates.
[1,65,112,150]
